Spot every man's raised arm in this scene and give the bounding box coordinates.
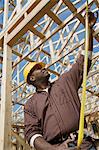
[67,12,97,90]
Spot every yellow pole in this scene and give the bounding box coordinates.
[77,0,89,148]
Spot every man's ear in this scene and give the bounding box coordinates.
[30,76,36,82]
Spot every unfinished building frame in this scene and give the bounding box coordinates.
[0,0,99,149]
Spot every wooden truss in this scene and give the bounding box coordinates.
[0,0,99,149]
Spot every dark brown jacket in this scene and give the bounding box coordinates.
[24,55,91,143]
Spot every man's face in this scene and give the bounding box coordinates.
[29,64,50,84]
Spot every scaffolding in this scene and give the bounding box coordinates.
[0,0,99,150]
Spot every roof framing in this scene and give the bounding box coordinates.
[0,0,99,149]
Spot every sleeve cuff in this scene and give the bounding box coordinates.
[80,50,92,60]
[30,134,43,148]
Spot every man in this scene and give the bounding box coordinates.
[24,12,97,150]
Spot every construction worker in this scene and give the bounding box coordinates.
[24,12,97,150]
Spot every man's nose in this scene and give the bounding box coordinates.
[41,68,46,72]
[41,68,46,73]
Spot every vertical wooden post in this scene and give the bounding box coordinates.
[44,15,55,62]
[3,0,9,28]
[0,33,12,150]
[29,31,34,49]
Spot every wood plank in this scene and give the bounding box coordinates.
[58,20,80,55]
[2,0,41,34]
[46,39,84,68]
[94,0,99,8]
[93,28,99,37]
[7,0,58,46]
[0,55,3,63]
[0,23,3,29]
[3,0,9,28]
[0,35,12,150]
[0,37,3,48]
[12,2,90,67]
[62,0,99,42]
[29,24,45,39]
[27,0,41,14]
[8,0,42,33]
[0,0,48,47]
[12,49,32,62]
[47,10,62,25]
[11,131,32,150]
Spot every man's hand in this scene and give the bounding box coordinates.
[88,11,98,28]
[78,136,96,150]
[55,137,94,150]
[55,139,77,150]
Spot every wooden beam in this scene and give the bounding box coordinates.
[0,0,97,49]
[0,24,3,29]
[12,124,24,129]
[87,89,99,97]
[11,1,97,67]
[88,69,99,78]
[0,7,4,14]
[46,39,84,68]
[16,0,21,13]
[62,0,99,42]
[4,1,41,34]
[1,0,42,36]
[0,0,58,47]
[11,130,32,150]
[94,0,99,8]
[93,28,99,37]
[0,34,12,150]
[58,20,80,55]
[47,10,62,25]
[0,37,3,48]
[7,0,58,46]
[3,0,9,28]
[12,49,32,62]
[29,24,45,39]
[0,57,3,64]
[26,0,41,14]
